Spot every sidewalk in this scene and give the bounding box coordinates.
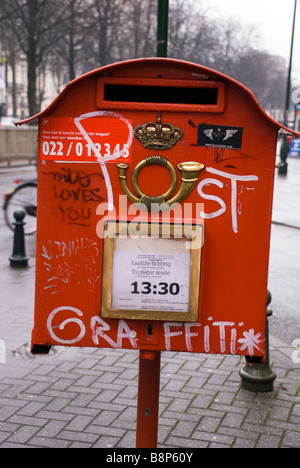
[0,158,299,449]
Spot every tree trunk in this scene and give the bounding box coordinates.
[27,48,38,116]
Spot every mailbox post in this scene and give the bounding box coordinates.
[135,1,170,446]
[17,58,299,447]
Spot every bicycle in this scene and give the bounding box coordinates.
[3,178,37,235]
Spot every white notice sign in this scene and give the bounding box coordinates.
[111,236,191,313]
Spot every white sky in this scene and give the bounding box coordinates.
[202,0,300,84]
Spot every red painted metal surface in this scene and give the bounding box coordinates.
[16,58,300,358]
[136,351,161,448]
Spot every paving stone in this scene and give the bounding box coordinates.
[232,438,256,448]
[171,420,198,438]
[256,433,283,448]
[282,430,300,448]
[5,425,40,444]
[64,415,94,432]
[93,435,119,448]
[36,420,68,437]
[28,436,71,448]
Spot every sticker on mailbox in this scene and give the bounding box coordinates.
[40,115,133,163]
[197,123,243,150]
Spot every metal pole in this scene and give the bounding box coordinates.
[279,0,298,175]
[157,0,169,58]
[135,1,170,448]
[136,351,161,448]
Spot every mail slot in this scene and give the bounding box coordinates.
[17,58,299,357]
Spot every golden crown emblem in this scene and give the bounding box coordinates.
[134,113,183,150]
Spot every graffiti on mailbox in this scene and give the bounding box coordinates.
[41,237,100,295]
[40,112,134,214]
[43,167,105,226]
[45,305,264,356]
[75,111,134,212]
[93,165,259,235]
[41,113,260,234]
[197,167,259,234]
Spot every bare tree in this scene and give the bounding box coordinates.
[0,23,21,115]
[0,0,66,115]
[211,18,259,77]
[51,0,92,82]
[84,0,127,68]
[0,0,294,117]
[233,51,287,115]
[121,0,156,59]
[168,0,217,66]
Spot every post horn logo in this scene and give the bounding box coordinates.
[117,157,204,211]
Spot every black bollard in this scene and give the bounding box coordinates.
[239,290,276,392]
[9,211,29,268]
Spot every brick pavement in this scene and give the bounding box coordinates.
[0,161,299,449]
[0,342,299,448]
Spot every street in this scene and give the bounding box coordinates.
[0,166,37,352]
[268,156,300,345]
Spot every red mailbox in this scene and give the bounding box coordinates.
[17,58,298,358]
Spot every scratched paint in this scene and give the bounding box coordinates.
[42,238,100,294]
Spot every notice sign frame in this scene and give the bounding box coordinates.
[101,221,202,322]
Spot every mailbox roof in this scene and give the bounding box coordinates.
[16,58,300,137]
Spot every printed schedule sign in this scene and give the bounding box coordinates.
[111,237,191,313]
[101,222,202,322]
